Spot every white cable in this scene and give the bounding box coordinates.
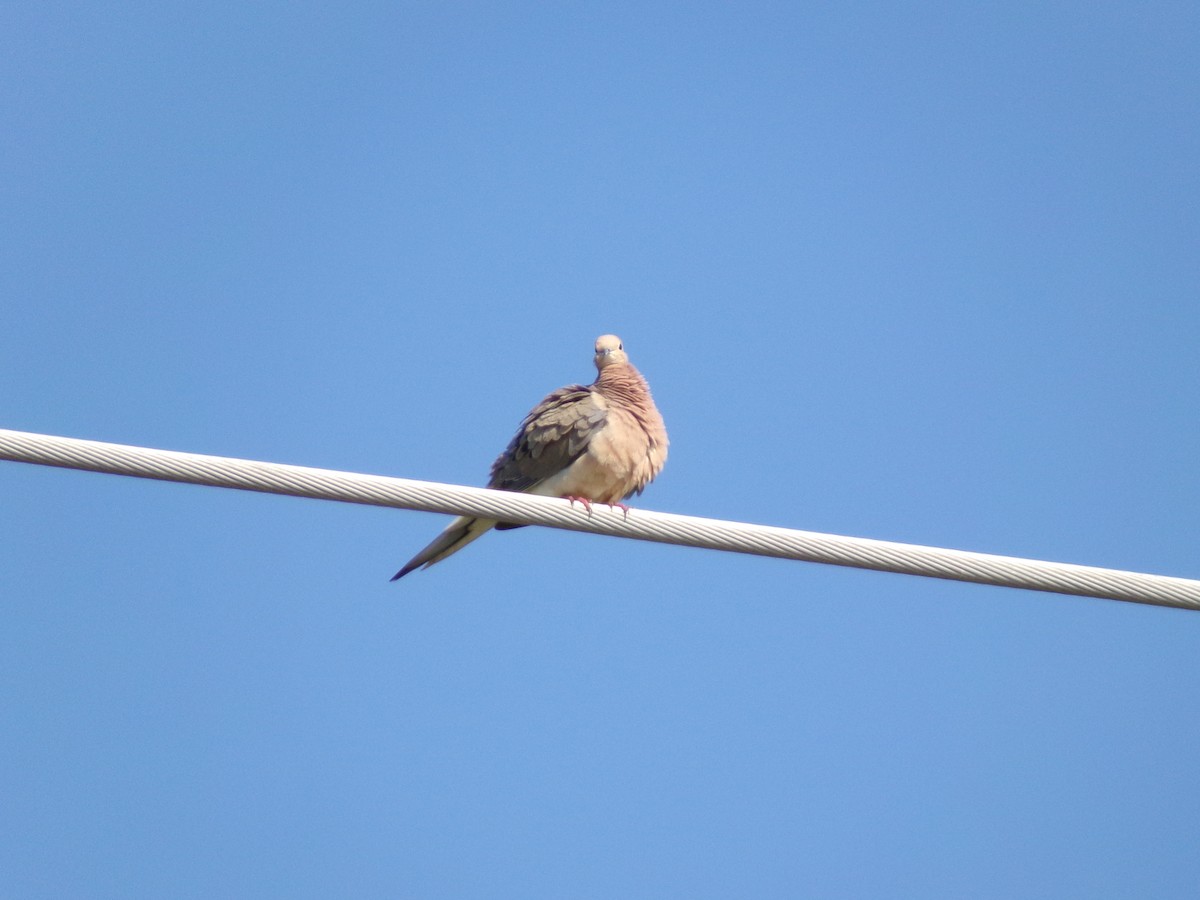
[1,427,1197,611]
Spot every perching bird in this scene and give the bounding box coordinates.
[391,334,668,580]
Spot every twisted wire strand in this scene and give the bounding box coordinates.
[2,428,1197,611]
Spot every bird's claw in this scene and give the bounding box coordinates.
[565,495,594,515]
[565,497,630,520]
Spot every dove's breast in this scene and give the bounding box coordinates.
[532,406,664,504]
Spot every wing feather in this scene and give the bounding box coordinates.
[488,385,608,492]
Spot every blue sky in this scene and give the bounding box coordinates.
[3,2,1199,897]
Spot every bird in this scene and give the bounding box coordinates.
[391,334,668,580]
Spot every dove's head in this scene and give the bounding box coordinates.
[594,334,628,370]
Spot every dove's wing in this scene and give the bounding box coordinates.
[488,385,609,492]
[389,386,608,580]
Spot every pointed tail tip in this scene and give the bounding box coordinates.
[389,566,414,582]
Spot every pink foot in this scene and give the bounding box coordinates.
[565,495,594,514]
[607,502,631,520]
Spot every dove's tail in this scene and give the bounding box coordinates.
[390,516,498,581]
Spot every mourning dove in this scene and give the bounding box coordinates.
[391,334,668,580]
